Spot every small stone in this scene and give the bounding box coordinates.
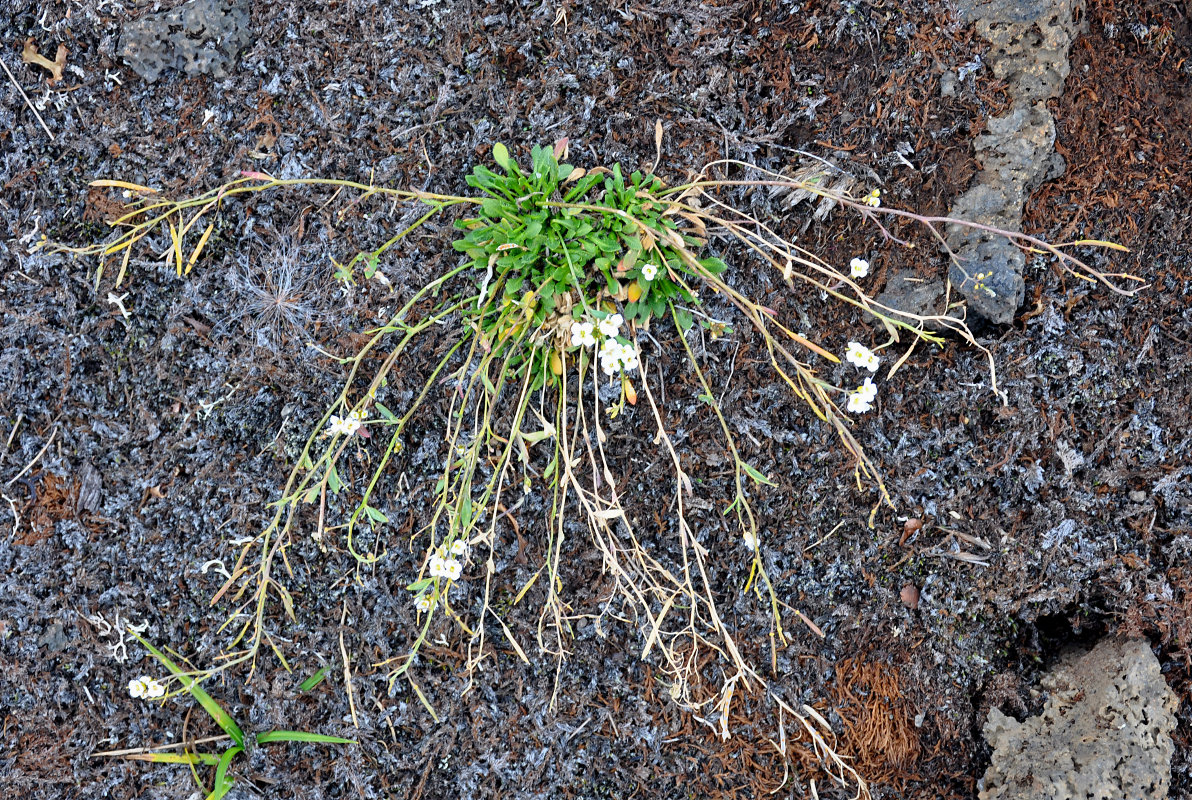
[119,0,251,83]
[1128,490,1146,503]
[38,622,68,653]
[941,70,958,97]
[900,584,920,609]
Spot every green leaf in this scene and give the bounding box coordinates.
[256,731,356,746]
[132,633,245,748]
[299,666,330,692]
[481,198,507,218]
[406,578,433,593]
[700,256,728,276]
[134,752,222,766]
[492,142,513,172]
[742,463,777,487]
[326,464,342,495]
[362,504,388,525]
[375,402,398,423]
[673,307,694,332]
[206,746,242,800]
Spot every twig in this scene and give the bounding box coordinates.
[5,425,57,487]
[339,600,358,728]
[0,57,55,141]
[92,734,231,758]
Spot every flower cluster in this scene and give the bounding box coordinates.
[862,188,881,207]
[571,313,640,377]
[847,377,878,414]
[845,342,880,373]
[128,675,166,700]
[849,257,870,279]
[600,338,639,376]
[326,409,364,437]
[414,593,434,613]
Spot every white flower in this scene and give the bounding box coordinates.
[327,409,364,437]
[846,377,878,414]
[597,313,623,338]
[849,257,870,279]
[428,554,447,578]
[599,339,639,376]
[742,531,759,551]
[570,320,597,348]
[641,263,658,282]
[129,675,165,699]
[414,594,433,613]
[863,188,881,207]
[448,539,468,557]
[441,558,463,581]
[620,345,640,373]
[600,339,622,376]
[845,342,880,373]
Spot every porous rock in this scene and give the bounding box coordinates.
[944,0,1084,323]
[119,0,251,82]
[980,637,1178,800]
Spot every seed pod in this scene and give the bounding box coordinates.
[627,283,643,303]
[550,350,563,376]
[899,517,923,546]
[623,378,638,405]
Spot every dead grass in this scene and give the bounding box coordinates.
[830,656,922,790]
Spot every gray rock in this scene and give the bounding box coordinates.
[980,637,1178,800]
[119,0,252,83]
[944,0,1084,323]
[873,270,948,321]
[38,622,68,653]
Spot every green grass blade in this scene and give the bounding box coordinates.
[255,730,355,746]
[205,746,242,800]
[298,666,330,692]
[131,632,246,748]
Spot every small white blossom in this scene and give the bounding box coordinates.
[441,558,463,581]
[570,320,597,348]
[846,377,878,414]
[742,531,759,551]
[845,342,880,373]
[597,313,623,338]
[849,257,870,279]
[129,675,165,699]
[641,263,658,281]
[862,188,881,207]
[414,594,433,613]
[428,554,447,578]
[448,540,468,557]
[327,409,364,437]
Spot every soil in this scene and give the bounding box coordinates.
[2,0,1191,798]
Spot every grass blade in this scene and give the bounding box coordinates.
[255,730,355,746]
[125,752,222,766]
[298,666,330,692]
[205,745,242,800]
[131,632,246,748]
